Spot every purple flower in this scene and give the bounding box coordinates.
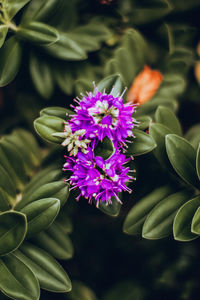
[69,88,137,147]
[63,147,133,207]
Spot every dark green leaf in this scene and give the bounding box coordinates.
[196,143,200,181]
[0,25,8,48]
[0,211,27,256]
[173,195,200,241]
[16,180,69,210]
[0,188,10,212]
[33,222,73,260]
[45,32,87,60]
[40,106,73,119]
[94,137,115,160]
[15,242,72,292]
[191,202,200,234]
[98,197,121,217]
[155,106,182,135]
[126,129,156,156]
[96,74,125,97]
[185,124,200,150]
[136,116,152,130]
[29,52,54,99]
[123,186,173,235]
[0,37,21,87]
[4,0,31,19]
[0,164,16,199]
[20,198,60,237]
[0,253,39,300]
[149,123,174,171]
[17,21,59,45]
[166,134,200,189]
[142,190,191,239]
[34,115,65,143]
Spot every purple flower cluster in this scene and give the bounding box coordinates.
[62,88,137,206]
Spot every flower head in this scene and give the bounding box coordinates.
[69,88,137,147]
[63,147,133,207]
[127,65,163,105]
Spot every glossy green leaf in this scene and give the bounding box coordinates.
[68,281,97,300]
[0,253,39,300]
[0,164,16,199]
[20,198,60,237]
[0,25,8,48]
[0,188,10,212]
[17,21,59,45]
[3,0,31,19]
[15,242,72,292]
[155,106,182,136]
[173,195,200,241]
[0,139,28,187]
[191,202,200,234]
[166,134,200,189]
[24,166,62,196]
[136,116,152,130]
[33,222,73,260]
[142,190,191,239]
[149,123,174,171]
[123,186,173,235]
[56,214,73,234]
[0,211,27,256]
[40,106,73,119]
[29,52,54,99]
[0,37,21,87]
[196,143,200,181]
[96,74,125,98]
[185,124,200,150]
[34,115,65,143]
[16,180,69,210]
[45,32,87,60]
[98,197,121,217]
[126,129,156,156]
[94,137,115,160]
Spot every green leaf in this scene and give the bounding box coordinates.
[33,222,73,260]
[96,74,125,97]
[0,253,40,300]
[45,32,87,60]
[155,106,182,136]
[126,129,156,156]
[196,143,200,181]
[0,164,16,199]
[0,139,28,187]
[142,190,191,239]
[40,106,73,119]
[0,37,22,87]
[0,211,27,256]
[0,25,8,48]
[94,137,115,160]
[136,116,152,130]
[68,281,97,300]
[123,186,173,235]
[29,52,54,99]
[16,180,69,210]
[24,166,62,196]
[173,195,200,241]
[191,204,200,234]
[15,242,72,292]
[17,21,59,45]
[98,197,121,217]
[20,198,60,237]
[34,115,65,143]
[166,134,200,189]
[4,0,31,19]
[149,123,174,171]
[54,65,74,95]
[0,188,10,212]
[185,124,200,150]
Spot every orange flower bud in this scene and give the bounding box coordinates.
[127,65,163,105]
